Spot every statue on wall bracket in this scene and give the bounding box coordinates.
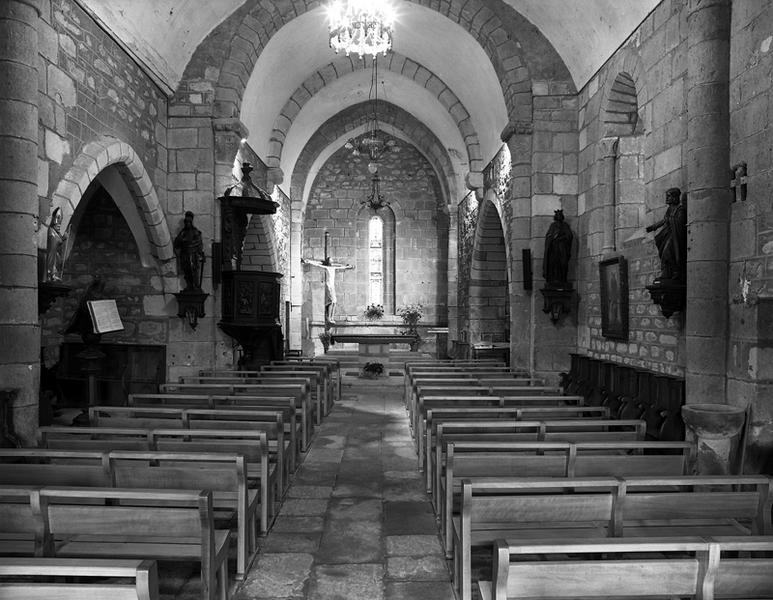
[173,210,208,330]
[540,209,574,323]
[645,187,687,318]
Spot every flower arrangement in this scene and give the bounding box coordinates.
[318,331,334,352]
[398,304,423,331]
[398,304,423,350]
[362,361,385,377]
[364,303,385,320]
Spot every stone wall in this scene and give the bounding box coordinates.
[302,139,447,327]
[576,0,686,373]
[39,0,168,224]
[726,2,773,473]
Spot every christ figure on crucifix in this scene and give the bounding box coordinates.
[302,233,353,325]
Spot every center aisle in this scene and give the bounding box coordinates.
[234,370,454,600]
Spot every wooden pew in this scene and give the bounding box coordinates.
[39,427,275,539]
[89,405,290,493]
[440,440,693,558]
[273,358,341,404]
[407,377,548,425]
[182,373,325,427]
[0,448,260,580]
[455,478,620,599]
[0,487,41,557]
[159,383,314,451]
[431,419,646,509]
[38,426,152,451]
[423,406,610,490]
[414,394,585,471]
[0,448,111,486]
[201,364,336,416]
[405,368,537,410]
[457,475,772,600]
[128,394,300,471]
[108,451,256,580]
[38,487,229,600]
[711,535,773,598]
[478,536,773,600]
[478,537,710,600]
[0,557,160,600]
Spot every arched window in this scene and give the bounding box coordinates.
[369,216,383,305]
[356,206,395,314]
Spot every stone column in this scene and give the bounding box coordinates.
[0,0,42,445]
[502,122,533,372]
[685,0,731,403]
[598,137,619,254]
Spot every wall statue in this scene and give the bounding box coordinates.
[543,209,573,288]
[173,211,205,291]
[646,187,687,283]
[45,207,68,282]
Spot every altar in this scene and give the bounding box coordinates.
[332,333,418,364]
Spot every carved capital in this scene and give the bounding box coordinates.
[501,120,533,142]
[597,136,619,160]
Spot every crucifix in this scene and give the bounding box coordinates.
[302,232,353,326]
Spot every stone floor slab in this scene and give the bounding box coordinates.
[385,580,456,600]
[236,553,313,598]
[387,555,450,580]
[307,563,384,600]
[385,534,445,556]
[288,485,333,499]
[270,516,325,533]
[279,498,329,516]
[261,532,322,553]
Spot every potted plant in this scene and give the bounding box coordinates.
[398,303,423,351]
[364,303,384,320]
[318,331,334,353]
[362,361,385,378]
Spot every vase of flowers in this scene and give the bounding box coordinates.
[364,303,384,320]
[318,331,333,353]
[398,303,423,351]
[362,361,385,378]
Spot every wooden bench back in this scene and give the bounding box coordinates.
[483,537,773,600]
[0,449,111,487]
[485,537,708,600]
[109,451,245,494]
[416,385,562,396]
[39,427,152,451]
[38,487,217,554]
[90,405,284,436]
[0,557,159,600]
[160,382,309,397]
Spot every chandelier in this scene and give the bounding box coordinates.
[327,0,395,58]
[343,55,398,171]
[361,173,390,210]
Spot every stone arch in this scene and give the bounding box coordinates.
[599,48,649,137]
[45,136,175,276]
[267,52,483,176]
[468,196,509,344]
[291,102,457,215]
[597,48,649,240]
[204,0,537,126]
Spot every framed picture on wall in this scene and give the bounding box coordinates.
[599,256,629,340]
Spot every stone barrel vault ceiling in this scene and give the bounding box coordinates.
[79,0,659,195]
